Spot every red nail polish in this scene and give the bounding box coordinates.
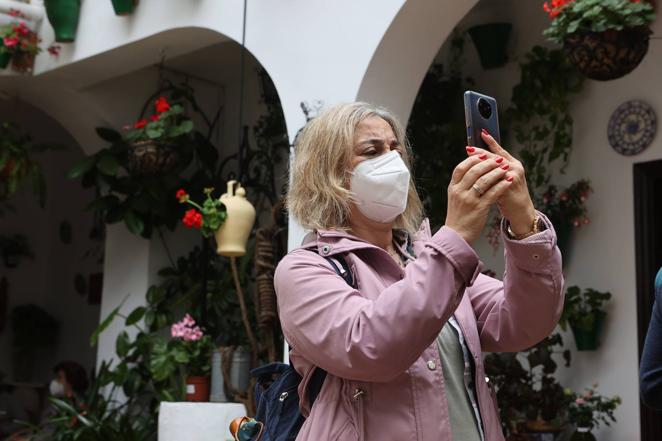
[466,146,475,153]
[495,157,504,164]
[482,128,489,135]
[506,176,514,182]
[479,154,488,160]
[501,164,509,170]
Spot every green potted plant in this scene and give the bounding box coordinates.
[543,0,656,80]
[467,23,512,69]
[176,187,227,238]
[111,0,139,15]
[161,313,215,402]
[560,285,612,350]
[0,20,41,72]
[0,121,64,206]
[123,96,194,175]
[44,0,82,43]
[536,179,592,262]
[565,384,621,440]
[10,304,59,381]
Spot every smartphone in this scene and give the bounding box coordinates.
[464,91,501,150]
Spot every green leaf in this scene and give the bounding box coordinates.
[68,156,96,179]
[96,155,119,176]
[116,331,131,357]
[125,306,146,326]
[145,128,162,139]
[124,210,144,235]
[179,120,194,134]
[90,299,126,346]
[85,195,120,212]
[96,127,123,143]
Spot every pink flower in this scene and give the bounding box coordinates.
[3,37,18,48]
[182,313,195,327]
[575,398,586,405]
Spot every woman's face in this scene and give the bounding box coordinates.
[350,116,403,170]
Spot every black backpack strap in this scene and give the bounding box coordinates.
[323,255,356,289]
[302,252,356,408]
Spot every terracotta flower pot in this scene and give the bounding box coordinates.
[564,26,650,81]
[186,376,210,402]
[111,0,138,15]
[127,140,180,175]
[45,0,82,42]
[215,181,256,257]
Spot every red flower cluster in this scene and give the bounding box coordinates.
[8,9,26,19]
[176,188,189,202]
[155,96,171,114]
[543,0,574,18]
[134,119,147,129]
[47,45,61,56]
[182,208,203,229]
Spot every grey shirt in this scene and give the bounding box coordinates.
[437,318,482,441]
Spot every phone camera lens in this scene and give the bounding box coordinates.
[477,98,492,119]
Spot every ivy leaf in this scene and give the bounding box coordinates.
[116,331,131,357]
[125,306,146,326]
[96,155,119,176]
[68,156,96,179]
[124,210,144,235]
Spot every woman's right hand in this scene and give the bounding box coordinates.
[444,150,512,245]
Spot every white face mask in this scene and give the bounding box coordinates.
[350,150,411,223]
[49,379,65,397]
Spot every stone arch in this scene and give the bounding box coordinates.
[356,0,479,124]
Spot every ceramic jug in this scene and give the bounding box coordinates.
[215,181,256,256]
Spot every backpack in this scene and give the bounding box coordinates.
[247,254,356,441]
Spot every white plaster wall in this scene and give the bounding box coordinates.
[0,99,101,384]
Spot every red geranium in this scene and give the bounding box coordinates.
[155,97,171,114]
[176,189,189,202]
[182,209,203,229]
[150,114,160,122]
[134,119,148,129]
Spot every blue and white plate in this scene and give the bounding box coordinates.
[607,100,656,156]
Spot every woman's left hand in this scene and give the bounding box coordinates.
[467,130,537,235]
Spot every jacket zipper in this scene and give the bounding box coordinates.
[353,388,365,441]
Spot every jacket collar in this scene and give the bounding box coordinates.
[300,219,432,258]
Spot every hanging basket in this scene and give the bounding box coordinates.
[571,311,606,351]
[468,23,512,69]
[111,0,138,16]
[563,26,650,81]
[127,140,180,175]
[45,0,82,43]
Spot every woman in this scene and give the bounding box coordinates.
[275,102,563,441]
[640,267,662,410]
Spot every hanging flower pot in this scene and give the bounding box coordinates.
[185,376,210,402]
[571,311,606,351]
[45,0,82,43]
[215,181,256,257]
[563,27,650,81]
[111,0,138,16]
[127,140,180,175]
[468,23,512,69]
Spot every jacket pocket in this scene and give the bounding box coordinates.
[351,386,366,441]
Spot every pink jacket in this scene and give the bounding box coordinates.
[274,213,563,441]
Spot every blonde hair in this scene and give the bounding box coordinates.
[287,102,424,235]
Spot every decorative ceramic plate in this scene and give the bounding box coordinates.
[607,100,656,156]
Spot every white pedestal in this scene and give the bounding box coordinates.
[158,402,247,441]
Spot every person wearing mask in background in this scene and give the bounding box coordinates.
[640,267,662,410]
[5,361,88,441]
[275,102,564,441]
